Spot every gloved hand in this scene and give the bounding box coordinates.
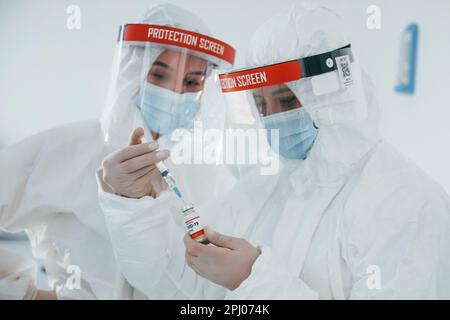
[184,227,261,291]
[101,127,170,199]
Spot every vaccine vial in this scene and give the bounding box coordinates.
[182,204,209,245]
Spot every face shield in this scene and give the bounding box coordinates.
[219,45,372,171]
[102,23,235,147]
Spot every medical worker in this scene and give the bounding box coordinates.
[182,3,450,299]
[99,2,450,300]
[0,4,235,299]
[95,4,237,298]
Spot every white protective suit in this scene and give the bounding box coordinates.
[225,3,450,299]
[98,3,450,300]
[95,4,237,299]
[0,120,119,299]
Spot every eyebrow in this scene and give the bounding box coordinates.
[186,70,207,76]
[271,87,294,95]
[152,61,206,77]
[152,61,173,70]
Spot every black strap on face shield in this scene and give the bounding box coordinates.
[219,45,354,94]
[298,44,354,78]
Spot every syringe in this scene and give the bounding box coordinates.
[155,162,186,203]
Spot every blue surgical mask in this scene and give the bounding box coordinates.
[263,108,318,160]
[134,82,200,135]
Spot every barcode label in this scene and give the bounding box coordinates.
[335,55,354,87]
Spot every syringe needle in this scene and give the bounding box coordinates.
[155,161,188,204]
[172,186,182,199]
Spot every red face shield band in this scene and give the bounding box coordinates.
[219,45,353,92]
[120,24,236,67]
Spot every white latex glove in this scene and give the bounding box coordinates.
[100,127,170,199]
[184,227,261,291]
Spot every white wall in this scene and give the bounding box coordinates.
[0,0,449,192]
